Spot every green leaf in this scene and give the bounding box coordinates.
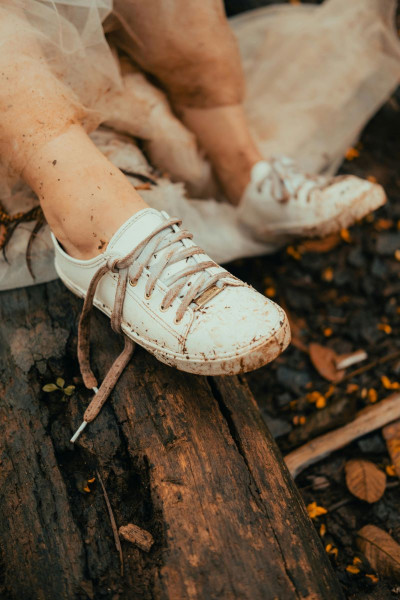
[42,383,58,393]
[56,377,65,388]
[63,385,75,396]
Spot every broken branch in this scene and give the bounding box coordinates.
[285,393,400,478]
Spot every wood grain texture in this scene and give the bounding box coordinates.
[0,281,342,599]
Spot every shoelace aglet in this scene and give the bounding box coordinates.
[70,386,99,443]
[70,420,88,443]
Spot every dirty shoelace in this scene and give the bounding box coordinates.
[71,216,227,442]
[258,157,327,203]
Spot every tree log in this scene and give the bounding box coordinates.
[0,281,342,599]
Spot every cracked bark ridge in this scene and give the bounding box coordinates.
[0,281,342,599]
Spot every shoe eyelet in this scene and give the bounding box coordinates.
[174,316,182,325]
[160,304,169,312]
[129,278,138,287]
[145,292,151,300]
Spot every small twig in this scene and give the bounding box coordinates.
[328,498,352,513]
[342,350,400,382]
[387,480,400,490]
[285,393,400,478]
[96,469,124,576]
[335,350,368,371]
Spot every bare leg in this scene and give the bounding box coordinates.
[0,10,148,260]
[110,0,263,204]
[178,106,261,205]
[23,127,147,259]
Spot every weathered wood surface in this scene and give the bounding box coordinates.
[0,280,343,599]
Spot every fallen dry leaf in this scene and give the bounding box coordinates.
[345,459,386,503]
[297,233,341,254]
[119,523,154,552]
[382,419,400,478]
[357,525,400,580]
[309,343,345,383]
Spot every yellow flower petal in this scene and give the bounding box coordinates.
[381,375,400,390]
[386,464,396,477]
[378,323,392,334]
[322,267,334,282]
[286,245,302,260]
[307,502,328,519]
[346,565,360,574]
[345,148,360,161]
[264,286,276,298]
[340,228,351,243]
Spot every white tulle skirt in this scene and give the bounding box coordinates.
[1,0,400,289]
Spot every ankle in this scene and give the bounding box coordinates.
[22,124,148,259]
[210,154,259,205]
[177,104,262,204]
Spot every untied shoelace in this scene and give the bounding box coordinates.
[70,215,227,442]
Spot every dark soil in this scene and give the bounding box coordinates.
[225,3,400,596]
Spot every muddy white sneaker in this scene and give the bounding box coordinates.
[238,157,386,244]
[52,208,290,439]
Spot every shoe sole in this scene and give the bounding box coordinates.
[57,267,291,376]
[153,313,291,375]
[255,184,386,243]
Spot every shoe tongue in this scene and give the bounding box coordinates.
[107,208,165,255]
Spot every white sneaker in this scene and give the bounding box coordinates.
[238,157,386,243]
[52,208,290,438]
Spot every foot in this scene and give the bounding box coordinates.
[53,208,290,438]
[237,157,386,244]
[54,207,290,375]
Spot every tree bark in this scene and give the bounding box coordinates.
[0,280,342,599]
